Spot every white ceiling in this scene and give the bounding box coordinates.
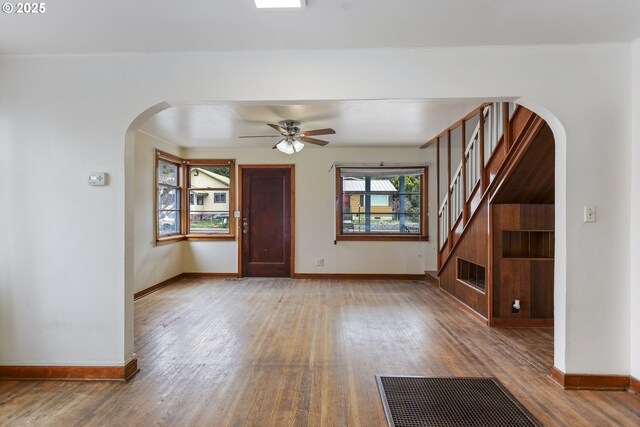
[5,1,637,149]
[138,99,485,148]
[1,0,639,55]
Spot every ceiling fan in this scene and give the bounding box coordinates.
[238,120,335,154]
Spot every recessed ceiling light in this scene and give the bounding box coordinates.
[254,0,305,9]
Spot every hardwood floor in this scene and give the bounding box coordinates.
[1,277,638,426]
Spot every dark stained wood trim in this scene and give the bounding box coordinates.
[421,171,429,239]
[156,149,182,164]
[487,204,494,324]
[551,367,631,391]
[446,129,452,250]
[156,235,185,246]
[436,136,441,268]
[439,287,488,325]
[0,359,138,382]
[184,235,236,242]
[479,108,487,192]
[291,165,296,277]
[491,318,554,328]
[503,102,511,151]
[292,273,425,281]
[461,120,469,224]
[123,358,139,381]
[629,376,640,397]
[424,271,439,286]
[550,366,564,386]
[182,272,239,278]
[455,278,486,295]
[420,103,492,149]
[134,273,185,300]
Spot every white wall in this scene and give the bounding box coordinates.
[133,131,184,293]
[630,38,640,381]
[181,147,436,275]
[0,44,632,375]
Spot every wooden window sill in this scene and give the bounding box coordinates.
[156,234,236,245]
[156,235,185,246]
[185,234,236,242]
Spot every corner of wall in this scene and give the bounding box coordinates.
[630,37,640,380]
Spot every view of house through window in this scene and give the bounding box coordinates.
[188,166,231,234]
[157,159,181,237]
[337,167,428,239]
[155,151,235,242]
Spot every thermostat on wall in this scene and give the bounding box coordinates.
[89,172,107,186]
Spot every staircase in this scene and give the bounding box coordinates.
[422,103,555,326]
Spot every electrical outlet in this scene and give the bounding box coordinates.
[584,205,596,223]
[315,258,324,267]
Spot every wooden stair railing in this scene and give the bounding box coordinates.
[421,103,539,272]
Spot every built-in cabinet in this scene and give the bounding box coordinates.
[491,204,554,326]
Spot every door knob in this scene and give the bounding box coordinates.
[242,218,249,234]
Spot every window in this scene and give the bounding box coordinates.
[155,151,236,244]
[336,167,428,240]
[214,192,226,203]
[156,155,181,237]
[188,163,232,235]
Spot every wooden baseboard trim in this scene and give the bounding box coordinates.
[182,272,239,278]
[629,376,640,397]
[292,273,425,281]
[0,358,138,382]
[424,271,439,286]
[491,318,554,328]
[134,273,184,300]
[439,287,488,325]
[551,367,630,391]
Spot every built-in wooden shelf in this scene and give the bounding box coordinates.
[502,230,554,259]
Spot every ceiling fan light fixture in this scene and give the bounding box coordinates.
[276,139,304,154]
[254,0,305,9]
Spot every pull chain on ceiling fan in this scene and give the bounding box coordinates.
[238,120,335,154]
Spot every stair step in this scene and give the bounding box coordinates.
[425,271,439,286]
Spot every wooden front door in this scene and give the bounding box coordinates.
[241,167,293,277]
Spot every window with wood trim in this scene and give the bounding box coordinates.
[187,163,232,235]
[155,151,236,243]
[157,155,182,237]
[336,167,428,241]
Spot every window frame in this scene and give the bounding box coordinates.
[155,151,184,244]
[335,166,429,241]
[155,150,236,245]
[186,159,236,241]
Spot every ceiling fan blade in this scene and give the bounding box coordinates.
[238,135,281,138]
[298,136,329,146]
[267,123,286,134]
[302,128,336,136]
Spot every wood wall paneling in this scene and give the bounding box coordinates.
[439,202,490,318]
[492,204,554,322]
